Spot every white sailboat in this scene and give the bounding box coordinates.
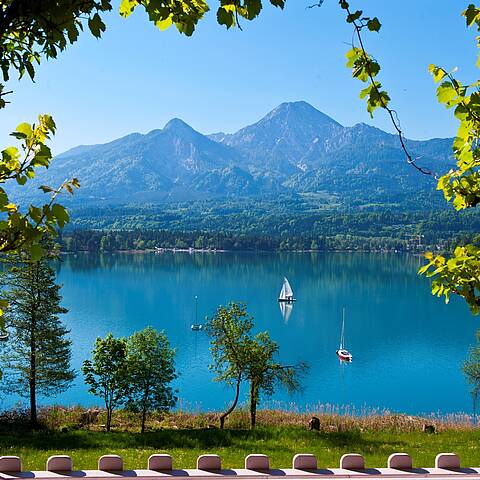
[191,295,203,331]
[336,307,352,361]
[278,277,295,303]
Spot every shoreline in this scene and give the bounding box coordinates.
[61,248,430,255]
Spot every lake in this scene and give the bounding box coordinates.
[2,251,477,416]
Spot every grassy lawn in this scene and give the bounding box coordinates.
[1,426,480,471]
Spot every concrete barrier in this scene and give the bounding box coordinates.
[98,454,124,471]
[46,455,73,472]
[1,450,478,480]
[245,454,269,470]
[0,456,21,473]
[292,454,317,470]
[148,454,173,470]
[197,454,221,470]
[340,453,365,470]
[435,453,460,469]
[388,453,412,469]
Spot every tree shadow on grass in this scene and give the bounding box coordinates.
[0,427,408,455]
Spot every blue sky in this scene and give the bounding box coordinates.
[0,1,477,154]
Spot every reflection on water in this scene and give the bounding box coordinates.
[4,252,477,415]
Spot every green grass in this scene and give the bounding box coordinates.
[2,426,480,472]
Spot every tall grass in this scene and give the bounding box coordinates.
[30,404,475,433]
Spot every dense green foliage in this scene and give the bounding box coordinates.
[82,329,178,432]
[125,327,177,433]
[82,334,130,432]
[206,303,306,429]
[0,251,75,426]
[244,331,307,428]
[206,303,253,428]
[57,198,480,253]
[419,5,480,313]
[0,118,79,326]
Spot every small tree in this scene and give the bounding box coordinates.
[464,330,480,423]
[206,303,253,428]
[246,331,308,428]
[125,327,177,433]
[82,333,129,431]
[1,250,75,427]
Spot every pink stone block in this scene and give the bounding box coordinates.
[388,453,412,469]
[46,455,72,472]
[340,453,365,470]
[435,453,460,469]
[292,454,317,470]
[98,455,123,471]
[197,454,221,470]
[148,454,173,470]
[0,456,21,472]
[245,454,269,470]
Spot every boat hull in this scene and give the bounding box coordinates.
[336,349,352,361]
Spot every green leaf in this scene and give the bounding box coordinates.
[155,16,173,31]
[367,17,381,32]
[345,48,361,68]
[30,244,43,261]
[25,61,35,80]
[88,13,106,38]
[346,10,362,23]
[217,7,235,28]
[119,0,137,17]
[28,206,42,223]
[428,64,446,83]
[243,0,262,20]
[51,203,70,228]
[13,122,33,139]
[437,81,457,104]
[464,4,479,27]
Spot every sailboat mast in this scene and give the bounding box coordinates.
[340,307,345,349]
[195,295,198,324]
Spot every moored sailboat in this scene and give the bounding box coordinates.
[336,307,352,362]
[278,277,295,303]
[191,295,203,331]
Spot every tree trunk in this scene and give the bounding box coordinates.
[106,407,112,432]
[29,373,37,427]
[219,376,241,429]
[249,382,258,429]
[141,405,147,433]
[29,314,37,428]
[473,390,478,425]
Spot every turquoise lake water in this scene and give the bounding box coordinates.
[2,251,477,416]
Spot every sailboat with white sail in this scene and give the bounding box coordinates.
[336,307,352,362]
[278,277,295,303]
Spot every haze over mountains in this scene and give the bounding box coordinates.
[18,101,454,207]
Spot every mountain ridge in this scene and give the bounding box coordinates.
[12,101,454,207]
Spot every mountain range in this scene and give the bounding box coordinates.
[14,101,454,207]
